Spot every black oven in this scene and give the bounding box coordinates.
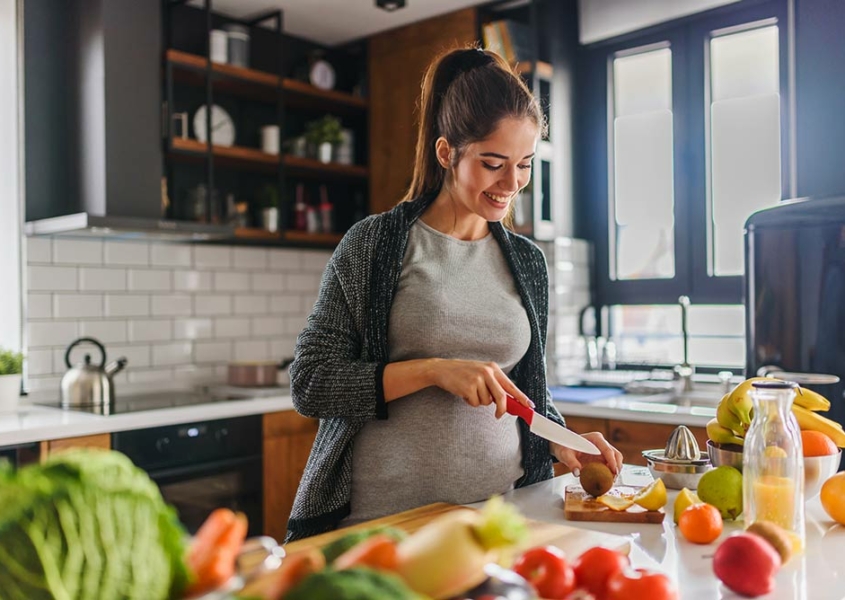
[112,415,263,536]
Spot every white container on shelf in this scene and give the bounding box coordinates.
[210,29,228,63]
[261,125,280,155]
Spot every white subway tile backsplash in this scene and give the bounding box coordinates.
[105,294,149,317]
[214,317,250,338]
[26,375,62,393]
[28,321,77,348]
[152,342,193,366]
[128,319,171,342]
[128,269,172,291]
[214,271,250,292]
[29,266,77,291]
[53,294,103,318]
[26,238,52,263]
[195,340,232,363]
[174,270,212,292]
[251,273,284,292]
[234,248,268,270]
[152,294,192,316]
[268,249,301,271]
[27,293,52,319]
[80,320,128,344]
[151,244,192,267]
[79,267,126,291]
[194,246,231,269]
[25,240,326,385]
[286,273,320,292]
[104,241,149,266]
[195,295,231,316]
[104,344,151,368]
[270,294,301,314]
[233,340,270,361]
[234,295,267,315]
[251,316,285,337]
[26,349,53,376]
[53,239,102,265]
[302,251,330,273]
[174,318,213,340]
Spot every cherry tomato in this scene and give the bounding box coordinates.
[571,546,629,598]
[604,568,678,600]
[513,545,576,599]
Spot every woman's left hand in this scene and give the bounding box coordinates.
[551,432,623,477]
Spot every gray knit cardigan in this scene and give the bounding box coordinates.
[285,193,567,542]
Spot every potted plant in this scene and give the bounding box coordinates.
[258,184,280,233]
[0,348,23,412]
[305,115,343,163]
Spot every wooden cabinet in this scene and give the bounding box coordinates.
[39,433,111,460]
[262,410,319,542]
[368,8,478,215]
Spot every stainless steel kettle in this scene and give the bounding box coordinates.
[60,337,127,409]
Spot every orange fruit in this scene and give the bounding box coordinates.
[678,503,723,544]
[820,472,845,524]
[801,430,838,457]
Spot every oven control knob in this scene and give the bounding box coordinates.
[155,437,171,454]
[214,428,229,442]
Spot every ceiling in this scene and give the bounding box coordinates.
[189,0,496,46]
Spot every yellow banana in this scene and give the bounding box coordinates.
[794,386,831,412]
[717,395,748,437]
[724,382,755,429]
[707,418,745,446]
[792,404,845,447]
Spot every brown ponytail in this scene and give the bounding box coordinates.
[402,46,546,202]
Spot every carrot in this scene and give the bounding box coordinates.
[185,510,249,597]
[188,508,237,572]
[239,549,325,600]
[333,533,399,572]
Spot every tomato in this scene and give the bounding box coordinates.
[571,546,629,598]
[512,545,576,599]
[604,569,677,600]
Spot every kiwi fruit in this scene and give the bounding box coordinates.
[579,462,614,497]
[746,521,793,564]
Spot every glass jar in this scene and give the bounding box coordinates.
[742,380,805,551]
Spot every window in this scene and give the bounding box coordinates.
[578,0,788,369]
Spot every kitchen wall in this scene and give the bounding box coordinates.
[24,237,330,401]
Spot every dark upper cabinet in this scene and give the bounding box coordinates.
[24,0,162,222]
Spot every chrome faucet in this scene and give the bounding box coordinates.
[674,295,694,392]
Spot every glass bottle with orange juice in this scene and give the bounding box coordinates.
[743,380,806,552]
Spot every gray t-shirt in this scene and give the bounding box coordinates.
[344,219,532,524]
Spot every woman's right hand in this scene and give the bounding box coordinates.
[429,358,534,418]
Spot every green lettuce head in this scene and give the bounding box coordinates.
[0,449,189,600]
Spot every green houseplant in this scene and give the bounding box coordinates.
[0,348,23,412]
[305,115,343,163]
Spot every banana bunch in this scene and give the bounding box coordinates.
[707,377,845,447]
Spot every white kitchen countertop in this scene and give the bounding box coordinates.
[555,398,716,427]
[0,394,295,446]
[469,469,845,600]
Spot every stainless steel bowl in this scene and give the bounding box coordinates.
[642,449,712,489]
[706,440,744,471]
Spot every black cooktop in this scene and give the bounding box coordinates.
[44,391,248,416]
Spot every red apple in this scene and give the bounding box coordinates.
[713,533,781,597]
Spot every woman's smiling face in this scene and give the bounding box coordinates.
[448,116,539,224]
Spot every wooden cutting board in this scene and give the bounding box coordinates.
[564,485,665,524]
[284,502,631,559]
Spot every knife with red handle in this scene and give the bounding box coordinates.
[506,395,601,455]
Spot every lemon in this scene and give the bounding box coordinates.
[673,487,701,524]
[597,495,635,511]
[764,446,788,459]
[632,477,667,511]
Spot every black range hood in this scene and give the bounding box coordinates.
[23,0,229,242]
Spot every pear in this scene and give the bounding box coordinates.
[698,466,743,520]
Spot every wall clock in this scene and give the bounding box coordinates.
[193,104,235,147]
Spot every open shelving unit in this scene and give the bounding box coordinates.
[162,1,369,248]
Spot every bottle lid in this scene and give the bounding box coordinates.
[751,379,799,390]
